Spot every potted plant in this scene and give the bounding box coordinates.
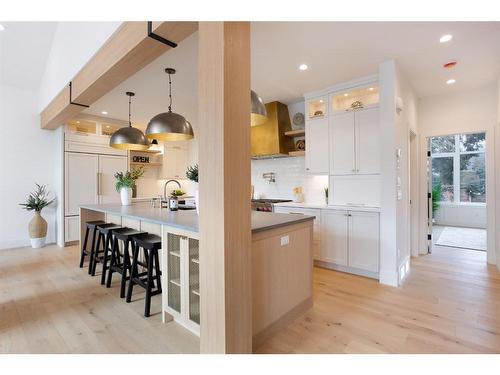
[114,167,145,206]
[431,184,442,221]
[186,164,199,214]
[19,184,55,248]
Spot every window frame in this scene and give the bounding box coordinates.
[430,132,486,205]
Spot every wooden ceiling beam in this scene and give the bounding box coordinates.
[40,21,198,130]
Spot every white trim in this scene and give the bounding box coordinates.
[304,74,378,100]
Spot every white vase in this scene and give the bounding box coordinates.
[195,188,199,215]
[120,187,133,206]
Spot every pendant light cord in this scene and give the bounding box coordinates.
[168,71,173,112]
[128,94,132,127]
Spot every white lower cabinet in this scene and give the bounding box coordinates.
[164,231,200,334]
[320,210,349,265]
[320,208,379,278]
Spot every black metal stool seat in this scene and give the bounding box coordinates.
[80,220,106,269]
[91,223,123,283]
[106,228,147,298]
[126,233,162,317]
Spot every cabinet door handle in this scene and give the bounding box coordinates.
[96,172,100,195]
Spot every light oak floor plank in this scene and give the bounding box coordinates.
[0,244,200,354]
[257,245,500,354]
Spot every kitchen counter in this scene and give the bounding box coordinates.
[79,202,314,347]
[273,201,381,212]
[80,202,314,233]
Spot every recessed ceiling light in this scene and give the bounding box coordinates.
[440,34,453,43]
[319,99,324,103]
[0,24,5,31]
[368,87,374,91]
[106,125,111,128]
[101,111,108,115]
[446,79,456,85]
[299,64,308,71]
[343,93,349,97]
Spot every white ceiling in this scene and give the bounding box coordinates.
[85,21,500,125]
[0,22,57,90]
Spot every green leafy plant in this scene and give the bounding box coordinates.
[19,184,55,212]
[186,164,198,183]
[170,189,186,197]
[432,184,442,217]
[114,167,145,192]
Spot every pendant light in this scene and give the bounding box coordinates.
[251,90,268,126]
[146,68,194,141]
[110,92,150,151]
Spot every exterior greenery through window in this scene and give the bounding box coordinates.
[431,132,485,204]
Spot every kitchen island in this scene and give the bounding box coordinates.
[80,202,314,350]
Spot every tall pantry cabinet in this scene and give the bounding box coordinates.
[64,121,127,243]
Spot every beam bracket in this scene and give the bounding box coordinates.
[147,21,178,48]
[69,82,90,108]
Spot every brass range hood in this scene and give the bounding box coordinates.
[251,101,295,159]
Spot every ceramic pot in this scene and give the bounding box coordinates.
[195,188,199,215]
[29,211,47,248]
[120,187,133,206]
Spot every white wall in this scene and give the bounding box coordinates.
[435,204,486,228]
[418,83,498,264]
[251,157,328,203]
[0,84,61,249]
[38,22,121,111]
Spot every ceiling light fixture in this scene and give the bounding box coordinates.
[110,92,149,151]
[368,87,374,91]
[146,68,194,141]
[439,34,453,43]
[251,90,268,126]
[101,111,108,115]
[343,93,349,97]
[299,64,308,71]
[446,79,456,85]
[443,61,457,69]
[0,24,5,31]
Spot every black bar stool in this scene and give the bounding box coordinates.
[91,223,123,283]
[106,227,146,298]
[80,220,105,270]
[126,233,162,317]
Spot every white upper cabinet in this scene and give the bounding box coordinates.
[356,107,380,174]
[330,111,356,175]
[163,141,189,180]
[305,117,329,174]
[329,107,380,175]
[348,211,379,273]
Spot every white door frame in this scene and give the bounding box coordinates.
[417,129,496,265]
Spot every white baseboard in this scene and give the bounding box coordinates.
[0,239,57,250]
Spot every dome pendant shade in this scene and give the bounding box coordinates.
[146,67,194,141]
[251,90,267,127]
[146,111,194,141]
[110,91,150,151]
[110,126,150,150]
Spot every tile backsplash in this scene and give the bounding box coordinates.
[251,157,328,204]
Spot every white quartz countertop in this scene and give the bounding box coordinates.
[80,202,314,233]
[273,201,381,212]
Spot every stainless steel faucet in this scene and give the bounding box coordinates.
[164,179,181,200]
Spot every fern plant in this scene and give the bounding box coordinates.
[186,164,198,183]
[19,184,55,212]
[114,167,145,192]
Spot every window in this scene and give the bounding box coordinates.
[430,132,486,204]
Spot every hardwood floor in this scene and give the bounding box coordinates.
[0,244,200,353]
[1,243,499,354]
[257,246,500,353]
